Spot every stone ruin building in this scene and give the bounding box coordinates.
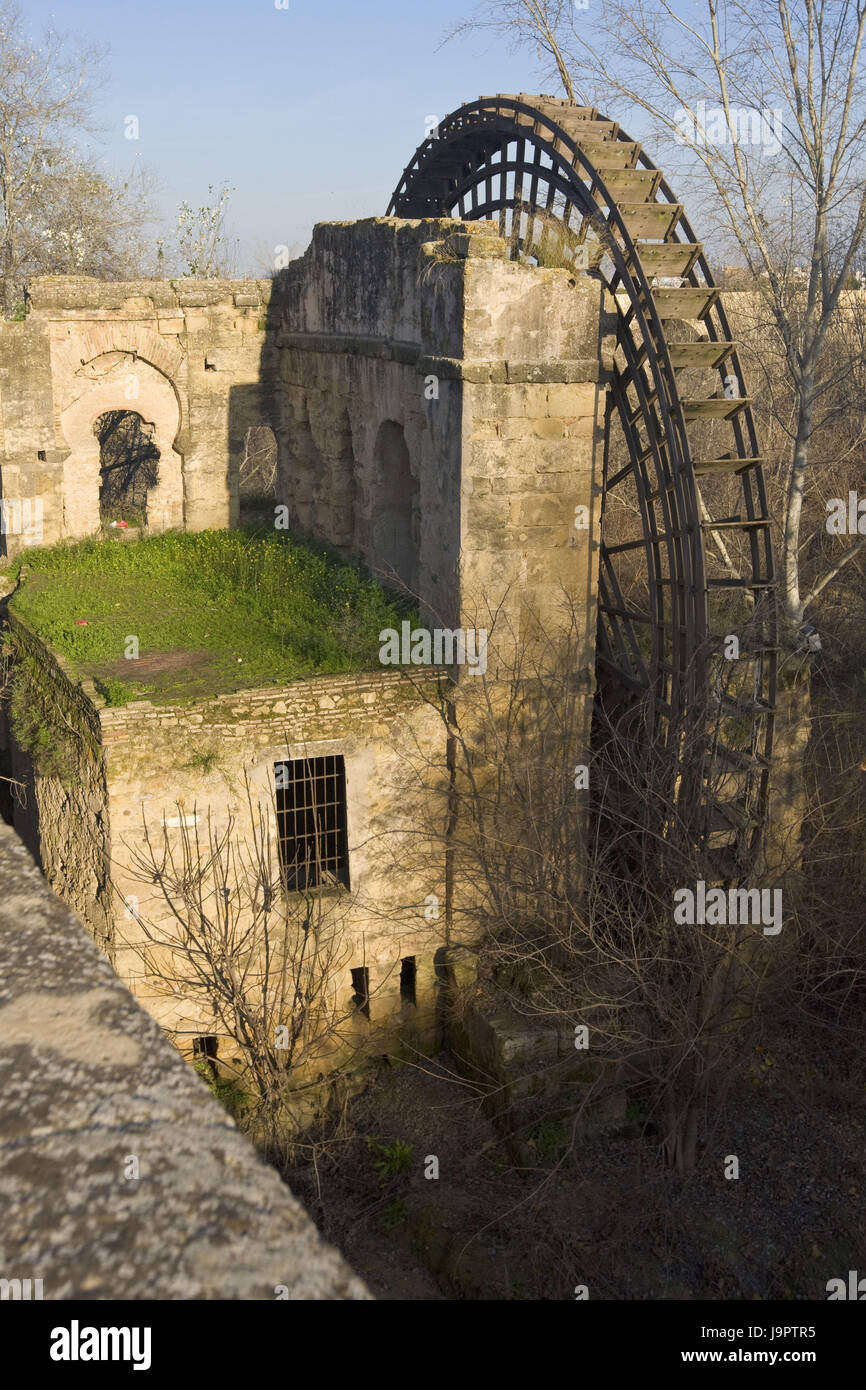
[0,94,777,1114]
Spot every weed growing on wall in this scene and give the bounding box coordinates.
[94,676,138,707]
[5,641,98,785]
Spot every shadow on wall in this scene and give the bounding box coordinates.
[226,296,283,530]
[94,410,160,529]
[234,264,422,602]
[371,419,419,594]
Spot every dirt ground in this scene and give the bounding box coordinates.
[283,1028,866,1301]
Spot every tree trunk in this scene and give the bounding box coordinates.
[782,374,815,632]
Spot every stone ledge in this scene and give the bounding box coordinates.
[24,277,272,314]
[0,821,370,1300]
[275,331,602,384]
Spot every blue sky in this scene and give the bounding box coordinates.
[23,0,537,270]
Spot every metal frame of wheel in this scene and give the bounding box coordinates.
[389,94,777,880]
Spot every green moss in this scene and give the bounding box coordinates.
[193,1060,252,1121]
[6,640,100,785]
[367,1136,414,1183]
[184,747,222,774]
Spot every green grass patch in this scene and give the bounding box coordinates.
[367,1136,414,1184]
[94,675,138,707]
[9,528,417,704]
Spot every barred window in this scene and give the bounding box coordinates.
[275,755,350,891]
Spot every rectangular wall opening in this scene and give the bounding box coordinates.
[350,966,370,1020]
[400,956,417,1007]
[192,1035,218,1078]
[275,755,350,891]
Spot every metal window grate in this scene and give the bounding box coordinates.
[275,755,350,891]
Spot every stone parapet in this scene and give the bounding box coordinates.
[0,820,369,1300]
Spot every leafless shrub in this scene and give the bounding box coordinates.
[113,772,382,1165]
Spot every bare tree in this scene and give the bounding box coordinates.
[114,774,383,1159]
[238,425,278,498]
[393,600,794,1174]
[165,182,238,279]
[449,0,866,641]
[0,1,155,313]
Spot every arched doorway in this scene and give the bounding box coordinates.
[95,411,161,528]
[59,354,183,539]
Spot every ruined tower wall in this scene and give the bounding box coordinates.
[271,217,614,677]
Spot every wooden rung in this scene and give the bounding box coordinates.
[561,118,619,139]
[598,168,662,201]
[636,241,702,278]
[652,286,718,319]
[619,202,682,238]
[693,455,763,476]
[510,94,599,120]
[707,577,774,590]
[700,516,771,531]
[682,397,751,420]
[575,140,640,169]
[666,340,736,370]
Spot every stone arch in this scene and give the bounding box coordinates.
[371,419,419,594]
[283,394,326,533]
[59,354,183,538]
[329,408,357,554]
[52,324,187,425]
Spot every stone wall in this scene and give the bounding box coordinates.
[3,613,112,955]
[270,217,614,679]
[5,612,454,1070]
[100,665,451,1058]
[1,218,612,1093]
[0,277,276,555]
[0,818,368,1299]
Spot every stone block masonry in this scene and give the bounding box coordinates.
[1,214,610,1099]
[0,818,369,1299]
[5,612,453,1067]
[271,216,616,679]
[0,277,275,556]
